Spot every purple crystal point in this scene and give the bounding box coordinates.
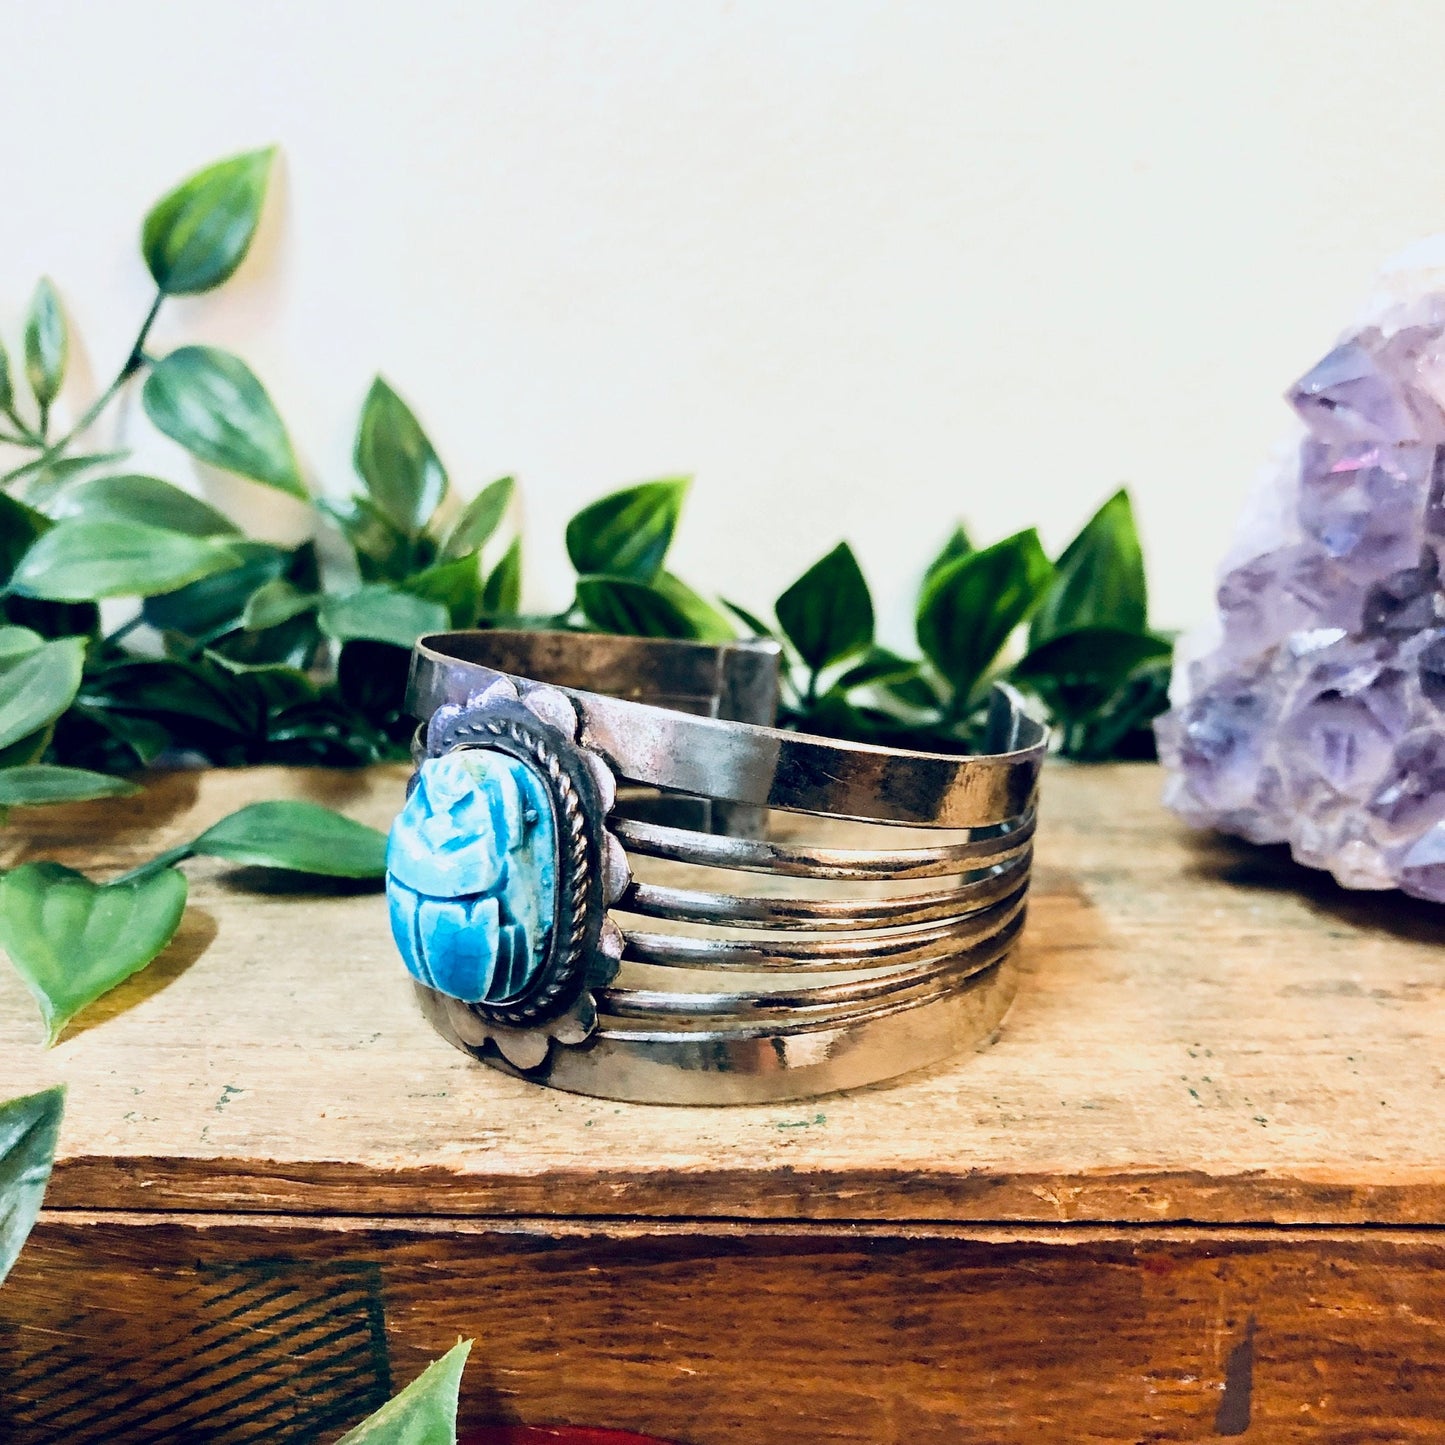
[1288,337,1423,444]
[1159,260,1445,901]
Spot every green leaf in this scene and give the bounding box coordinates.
[1011,625,1172,722]
[1058,653,1172,762]
[403,555,482,629]
[481,537,522,616]
[439,476,514,559]
[654,572,736,643]
[0,626,44,663]
[29,449,129,482]
[0,335,12,411]
[0,491,51,589]
[0,636,84,751]
[70,706,172,768]
[835,646,922,691]
[143,347,305,498]
[320,585,448,650]
[0,726,52,771]
[720,598,775,639]
[0,863,188,1044]
[922,524,973,592]
[0,1086,64,1287]
[48,473,239,538]
[142,147,276,295]
[775,542,873,672]
[0,766,139,806]
[143,542,286,636]
[191,800,388,878]
[11,520,242,601]
[242,578,318,631]
[565,479,688,582]
[23,279,67,409]
[1031,489,1147,647]
[320,495,414,583]
[77,657,244,734]
[354,378,447,537]
[576,575,697,639]
[917,529,1054,704]
[337,1339,471,1445]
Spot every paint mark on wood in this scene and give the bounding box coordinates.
[1214,1315,1256,1436]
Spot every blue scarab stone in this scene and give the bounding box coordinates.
[387,749,559,1004]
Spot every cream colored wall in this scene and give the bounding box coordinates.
[4,0,1444,635]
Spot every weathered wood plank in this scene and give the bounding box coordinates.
[5,1216,1445,1443]
[2,763,1444,1225]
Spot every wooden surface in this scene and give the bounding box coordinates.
[4,762,1445,1442]
[7,1217,1445,1443]
[2,762,1443,1226]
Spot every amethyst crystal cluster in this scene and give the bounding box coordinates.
[1157,266,1445,902]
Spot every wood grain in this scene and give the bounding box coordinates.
[2,762,1445,1225]
[5,1214,1445,1443]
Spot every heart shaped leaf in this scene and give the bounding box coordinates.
[337,1340,471,1445]
[0,1085,64,1287]
[142,147,276,295]
[0,864,188,1044]
[191,800,388,878]
[143,347,305,498]
[9,520,242,601]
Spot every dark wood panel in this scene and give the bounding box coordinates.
[4,1217,1445,1443]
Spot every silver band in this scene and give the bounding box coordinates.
[397,630,1046,1104]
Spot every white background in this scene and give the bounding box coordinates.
[4,0,1445,638]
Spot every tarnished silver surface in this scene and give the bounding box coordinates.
[402,630,1046,1104]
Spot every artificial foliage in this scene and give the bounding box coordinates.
[0,144,1168,807]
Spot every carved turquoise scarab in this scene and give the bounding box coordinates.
[387,749,559,1005]
[386,676,630,1068]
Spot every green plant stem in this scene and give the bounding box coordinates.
[112,844,192,887]
[1,292,164,486]
[104,615,146,648]
[3,406,41,446]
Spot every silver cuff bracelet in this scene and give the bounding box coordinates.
[387,630,1046,1105]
